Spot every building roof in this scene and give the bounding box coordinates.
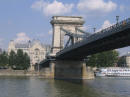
[15,43,29,48]
[14,40,51,49]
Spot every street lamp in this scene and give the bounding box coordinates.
[116,16,119,24]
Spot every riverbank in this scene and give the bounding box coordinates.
[0,69,47,77]
[0,67,95,79]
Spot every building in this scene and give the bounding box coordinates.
[118,56,127,67]
[8,40,51,70]
[118,52,130,67]
[125,52,130,67]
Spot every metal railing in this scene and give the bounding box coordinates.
[57,18,130,55]
[75,18,130,45]
[89,18,130,39]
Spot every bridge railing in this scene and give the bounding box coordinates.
[95,18,130,35]
[74,18,130,45]
[57,18,130,54]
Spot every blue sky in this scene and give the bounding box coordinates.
[0,0,130,55]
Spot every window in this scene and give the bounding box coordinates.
[35,48,40,55]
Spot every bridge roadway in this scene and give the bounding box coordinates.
[56,18,130,60]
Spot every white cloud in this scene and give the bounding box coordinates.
[15,32,31,43]
[31,0,43,11]
[31,0,74,16]
[77,0,117,14]
[97,20,112,32]
[101,20,112,29]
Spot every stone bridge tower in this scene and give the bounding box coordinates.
[50,16,85,56]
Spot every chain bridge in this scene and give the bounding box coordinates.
[39,16,130,79]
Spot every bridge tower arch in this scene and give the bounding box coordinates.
[50,16,85,55]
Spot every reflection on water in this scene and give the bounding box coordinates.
[0,77,130,97]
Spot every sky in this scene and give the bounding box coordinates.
[0,0,130,56]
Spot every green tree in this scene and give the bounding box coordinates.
[15,49,30,70]
[86,50,119,67]
[9,50,16,69]
[86,54,98,67]
[23,53,30,70]
[0,51,8,68]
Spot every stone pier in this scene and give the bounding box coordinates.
[49,60,94,79]
[39,16,94,80]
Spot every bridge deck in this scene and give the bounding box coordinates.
[56,18,130,60]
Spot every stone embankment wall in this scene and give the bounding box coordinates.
[0,66,95,79]
[85,67,95,79]
[0,69,38,76]
[0,69,52,78]
[39,68,53,78]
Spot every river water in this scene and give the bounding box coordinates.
[0,77,130,97]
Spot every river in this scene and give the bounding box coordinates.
[0,77,130,97]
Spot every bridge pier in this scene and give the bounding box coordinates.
[49,60,94,79]
[49,61,55,78]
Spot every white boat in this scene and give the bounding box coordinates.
[95,67,130,77]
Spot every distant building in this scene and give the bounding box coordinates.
[118,52,130,67]
[8,40,51,70]
[118,56,127,67]
[125,52,130,67]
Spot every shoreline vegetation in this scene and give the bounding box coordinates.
[0,48,121,79]
[0,49,30,70]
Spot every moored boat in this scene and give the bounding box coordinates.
[95,67,130,77]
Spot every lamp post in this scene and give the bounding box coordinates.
[116,16,119,24]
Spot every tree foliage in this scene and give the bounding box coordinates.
[9,50,16,68]
[8,49,30,70]
[0,49,30,70]
[0,51,8,68]
[14,49,30,70]
[22,52,30,70]
[86,50,119,67]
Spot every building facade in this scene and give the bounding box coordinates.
[8,40,51,70]
[125,52,130,67]
[118,52,130,67]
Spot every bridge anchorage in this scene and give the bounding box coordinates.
[39,16,130,80]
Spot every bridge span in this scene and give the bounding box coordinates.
[56,18,130,60]
[39,16,130,80]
